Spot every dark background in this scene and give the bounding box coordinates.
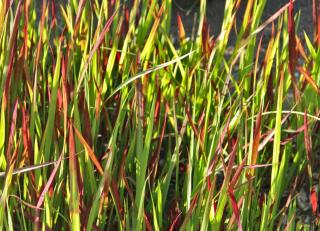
[172,0,313,40]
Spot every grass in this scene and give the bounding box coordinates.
[0,0,320,230]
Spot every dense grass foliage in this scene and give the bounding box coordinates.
[0,0,320,230]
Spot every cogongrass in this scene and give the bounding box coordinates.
[0,0,319,230]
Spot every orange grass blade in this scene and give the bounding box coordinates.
[73,124,103,175]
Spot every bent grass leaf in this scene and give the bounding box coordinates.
[73,125,103,175]
[108,51,195,100]
[36,153,63,209]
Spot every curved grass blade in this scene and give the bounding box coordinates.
[107,51,195,100]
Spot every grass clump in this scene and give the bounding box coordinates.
[0,0,320,230]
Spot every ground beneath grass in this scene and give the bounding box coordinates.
[172,0,313,41]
